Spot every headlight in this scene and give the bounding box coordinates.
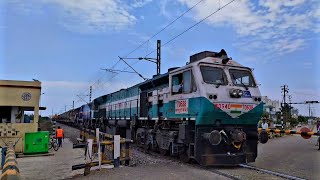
[230,89,237,97]
[237,89,243,97]
[230,89,242,98]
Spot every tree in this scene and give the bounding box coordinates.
[262,111,270,119]
[298,115,307,123]
[289,118,298,127]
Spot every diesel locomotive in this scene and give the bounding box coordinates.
[60,49,263,166]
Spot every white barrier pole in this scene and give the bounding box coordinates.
[86,139,93,163]
[96,128,101,170]
[114,135,120,167]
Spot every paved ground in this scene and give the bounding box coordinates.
[15,124,319,180]
[218,125,319,180]
[17,138,84,180]
[72,164,230,180]
[252,129,319,180]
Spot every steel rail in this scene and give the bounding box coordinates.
[239,164,306,180]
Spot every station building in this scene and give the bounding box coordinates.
[0,80,44,153]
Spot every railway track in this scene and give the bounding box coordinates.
[238,164,306,180]
[131,144,308,180]
[132,145,241,180]
[59,121,307,180]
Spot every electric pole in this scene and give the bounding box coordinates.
[89,86,92,103]
[281,85,288,105]
[281,85,289,129]
[89,86,92,127]
[308,103,311,118]
[156,40,161,75]
[118,40,161,77]
[288,95,292,120]
[305,101,319,118]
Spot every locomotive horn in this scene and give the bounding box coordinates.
[218,49,230,64]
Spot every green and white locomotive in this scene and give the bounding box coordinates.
[85,49,263,166]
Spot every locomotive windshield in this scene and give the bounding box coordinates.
[229,69,256,87]
[200,66,227,85]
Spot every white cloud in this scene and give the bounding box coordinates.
[7,0,152,33]
[130,0,153,8]
[47,0,137,33]
[159,0,171,18]
[272,38,305,54]
[176,0,319,56]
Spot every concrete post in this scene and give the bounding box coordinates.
[84,139,93,176]
[96,128,101,170]
[114,135,120,168]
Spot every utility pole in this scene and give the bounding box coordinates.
[288,95,292,120]
[156,40,161,75]
[89,86,92,127]
[118,40,161,77]
[281,85,288,105]
[89,86,92,103]
[72,100,74,110]
[281,85,289,129]
[305,101,319,118]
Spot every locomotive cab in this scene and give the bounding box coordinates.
[168,50,263,166]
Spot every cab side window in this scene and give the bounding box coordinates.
[171,70,196,95]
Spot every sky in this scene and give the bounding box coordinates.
[0,0,319,116]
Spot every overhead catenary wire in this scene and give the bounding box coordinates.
[117,0,237,72]
[124,0,205,58]
[88,0,237,97]
[145,0,237,57]
[76,0,206,99]
[75,0,237,107]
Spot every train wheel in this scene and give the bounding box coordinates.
[159,148,168,156]
[136,134,142,147]
[144,143,151,153]
[179,149,190,163]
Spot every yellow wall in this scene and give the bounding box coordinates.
[0,80,41,153]
[0,123,38,153]
[0,80,41,107]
